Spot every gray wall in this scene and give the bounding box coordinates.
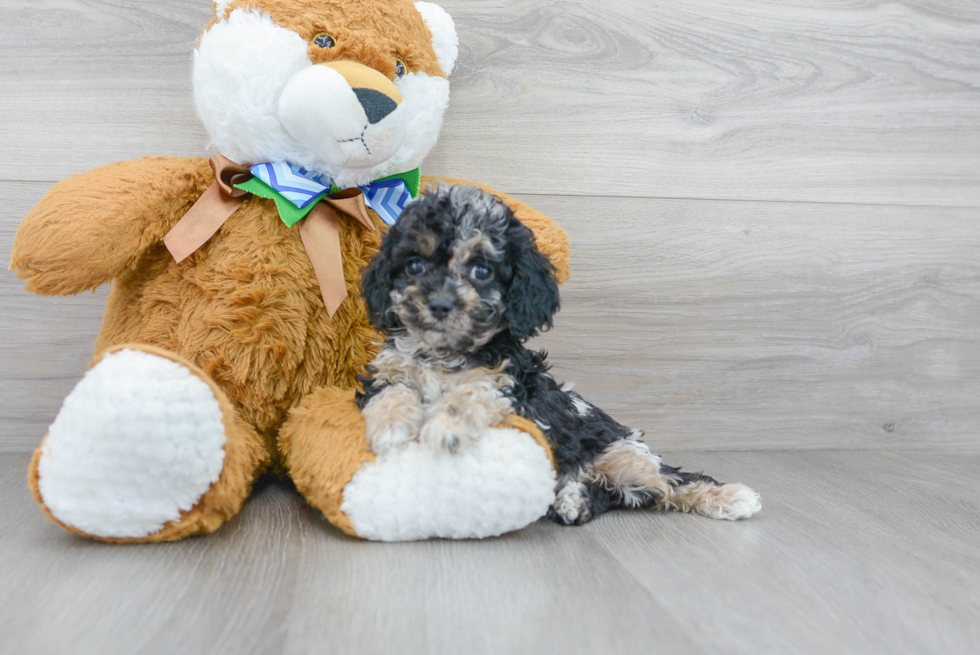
[2,0,979,451]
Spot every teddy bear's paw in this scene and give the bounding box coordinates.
[35,348,227,539]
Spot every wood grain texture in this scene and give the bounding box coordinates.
[1,1,978,450]
[526,194,980,451]
[1,0,979,205]
[1,450,977,655]
[3,182,979,451]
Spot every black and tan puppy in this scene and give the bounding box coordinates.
[357,185,761,524]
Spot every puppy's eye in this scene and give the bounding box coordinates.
[469,264,493,282]
[314,33,336,48]
[395,60,407,78]
[406,260,426,276]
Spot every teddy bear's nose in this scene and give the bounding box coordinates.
[352,88,398,124]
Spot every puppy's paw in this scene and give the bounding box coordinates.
[362,385,425,456]
[549,480,593,526]
[364,410,424,457]
[366,420,421,456]
[418,412,479,455]
[696,483,762,520]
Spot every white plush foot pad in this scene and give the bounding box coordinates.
[341,428,556,541]
[37,349,227,538]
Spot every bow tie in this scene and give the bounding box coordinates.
[163,156,419,317]
[247,161,419,227]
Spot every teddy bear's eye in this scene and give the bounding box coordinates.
[313,33,336,48]
[395,60,406,79]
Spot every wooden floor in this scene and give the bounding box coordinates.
[1,450,977,655]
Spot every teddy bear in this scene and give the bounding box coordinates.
[10,0,570,542]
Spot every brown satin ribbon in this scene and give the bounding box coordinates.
[299,188,375,316]
[164,155,251,263]
[163,155,374,317]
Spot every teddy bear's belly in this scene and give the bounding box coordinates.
[94,208,379,441]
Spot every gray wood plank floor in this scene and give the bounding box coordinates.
[1,450,977,655]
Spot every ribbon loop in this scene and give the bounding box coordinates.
[209,155,253,198]
[323,188,375,233]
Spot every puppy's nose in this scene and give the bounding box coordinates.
[427,297,455,319]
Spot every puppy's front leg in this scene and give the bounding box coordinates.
[419,383,512,455]
[362,384,426,456]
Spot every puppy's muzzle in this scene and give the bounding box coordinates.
[427,294,456,320]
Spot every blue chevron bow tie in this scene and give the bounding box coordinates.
[250,161,415,226]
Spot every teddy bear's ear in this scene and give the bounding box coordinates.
[415,2,459,75]
[212,1,233,18]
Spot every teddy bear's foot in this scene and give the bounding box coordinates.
[30,345,268,542]
[342,426,557,540]
[281,389,557,541]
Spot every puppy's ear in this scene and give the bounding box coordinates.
[361,238,397,330]
[505,222,560,341]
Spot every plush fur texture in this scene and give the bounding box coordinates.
[29,344,269,543]
[38,348,228,538]
[12,0,570,542]
[13,161,567,541]
[277,386,376,536]
[413,2,458,74]
[358,186,761,524]
[341,426,555,541]
[196,0,452,187]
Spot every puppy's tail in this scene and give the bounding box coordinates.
[591,434,761,520]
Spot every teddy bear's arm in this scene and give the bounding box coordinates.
[420,176,571,283]
[10,156,213,295]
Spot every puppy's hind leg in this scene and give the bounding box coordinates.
[548,470,613,526]
[594,434,761,521]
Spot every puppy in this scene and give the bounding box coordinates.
[357,185,761,524]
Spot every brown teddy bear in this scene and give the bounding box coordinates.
[10,0,570,542]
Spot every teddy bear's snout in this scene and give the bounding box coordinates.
[277,59,407,168]
[320,60,403,122]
